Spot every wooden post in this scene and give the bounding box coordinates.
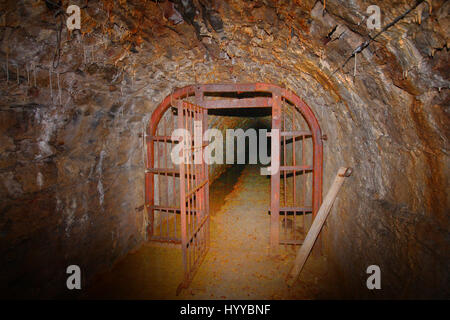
[286,167,352,286]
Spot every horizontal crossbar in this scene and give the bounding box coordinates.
[146,168,196,178]
[185,179,209,199]
[267,130,311,137]
[280,165,313,171]
[268,207,313,215]
[201,97,272,109]
[149,237,181,244]
[150,205,199,214]
[279,239,303,245]
[186,215,209,248]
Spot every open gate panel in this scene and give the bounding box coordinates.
[277,98,314,245]
[177,100,209,294]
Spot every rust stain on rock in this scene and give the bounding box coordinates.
[409,98,447,225]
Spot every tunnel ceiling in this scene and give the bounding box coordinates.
[0,0,448,298]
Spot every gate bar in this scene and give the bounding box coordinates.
[270,94,281,250]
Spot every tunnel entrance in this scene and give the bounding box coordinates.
[145,83,323,293]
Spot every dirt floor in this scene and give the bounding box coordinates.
[84,165,328,299]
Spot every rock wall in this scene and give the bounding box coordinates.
[0,0,448,298]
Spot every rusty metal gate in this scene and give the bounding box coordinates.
[270,96,319,248]
[176,100,209,294]
[146,83,323,293]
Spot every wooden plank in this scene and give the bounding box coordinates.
[286,167,352,286]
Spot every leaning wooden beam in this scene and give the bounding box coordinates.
[286,167,353,287]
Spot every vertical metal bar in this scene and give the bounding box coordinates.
[188,105,192,274]
[196,106,201,255]
[196,88,209,250]
[197,106,201,256]
[164,116,169,238]
[185,103,191,272]
[186,104,190,270]
[146,129,154,239]
[192,106,197,266]
[158,135,162,237]
[193,106,198,261]
[282,100,287,242]
[270,94,281,250]
[177,100,188,288]
[194,106,198,258]
[204,103,209,248]
[204,107,208,251]
[302,119,306,232]
[189,105,194,270]
[172,111,177,238]
[312,116,323,256]
[194,107,202,255]
[189,106,194,269]
[199,107,205,251]
[292,104,297,241]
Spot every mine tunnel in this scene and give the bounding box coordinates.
[0,0,448,300]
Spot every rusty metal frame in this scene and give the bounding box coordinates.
[145,83,323,273]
